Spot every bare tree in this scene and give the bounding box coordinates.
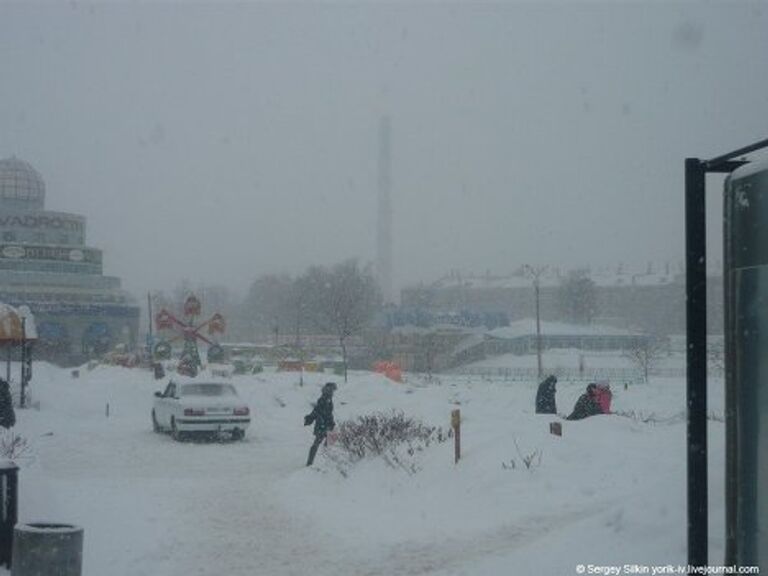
[196,283,243,338]
[305,260,381,382]
[623,336,668,383]
[242,273,296,340]
[417,331,440,381]
[558,269,598,325]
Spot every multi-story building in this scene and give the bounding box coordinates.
[0,157,139,364]
[400,267,723,335]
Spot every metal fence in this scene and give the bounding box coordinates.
[451,366,646,383]
[449,365,713,383]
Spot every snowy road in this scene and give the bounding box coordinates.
[21,380,342,576]
[10,363,726,576]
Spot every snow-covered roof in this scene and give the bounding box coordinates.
[487,319,641,340]
[590,273,679,287]
[0,302,36,340]
[390,323,478,336]
[452,333,487,355]
[429,274,559,290]
[406,267,721,292]
[17,305,37,339]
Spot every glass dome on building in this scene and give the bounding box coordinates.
[0,157,46,210]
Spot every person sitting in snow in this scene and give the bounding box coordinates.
[593,382,613,414]
[566,383,603,420]
[304,382,337,466]
[535,375,558,414]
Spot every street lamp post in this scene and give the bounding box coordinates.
[534,276,542,379]
[523,265,546,380]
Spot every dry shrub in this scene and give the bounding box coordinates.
[0,430,31,462]
[328,410,448,475]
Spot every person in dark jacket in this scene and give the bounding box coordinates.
[304,382,337,466]
[566,383,603,420]
[535,375,558,414]
[0,378,16,429]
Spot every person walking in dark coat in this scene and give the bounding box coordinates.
[566,383,603,420]
[535,375,558,414]
[304,382,337,466]
[0,378,15,429]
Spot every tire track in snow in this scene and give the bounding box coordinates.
[353,504,617,576]
[165,439,351,576]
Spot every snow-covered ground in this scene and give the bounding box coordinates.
[4,360,726,576]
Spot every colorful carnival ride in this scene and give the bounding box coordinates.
[153,295,225,377]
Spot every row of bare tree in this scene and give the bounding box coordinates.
[151,259,382,381]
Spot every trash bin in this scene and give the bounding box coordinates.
[12,523,83,576]
[0,462,18,568]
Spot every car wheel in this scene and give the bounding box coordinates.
[171,418,184,442]
[232,429,245,441]
[152,410,161,433]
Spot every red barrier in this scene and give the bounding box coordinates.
[372,361,403,383]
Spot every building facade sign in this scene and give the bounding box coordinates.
[0,214,84,232]
[0,244,101,264]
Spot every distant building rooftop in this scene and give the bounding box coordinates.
[487,319,640,340]
[407,266,722,292]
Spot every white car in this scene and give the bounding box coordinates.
[152,381,251,441]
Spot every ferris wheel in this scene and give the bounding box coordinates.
[153,294,226,375]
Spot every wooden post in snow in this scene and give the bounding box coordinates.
[451,409,461,464]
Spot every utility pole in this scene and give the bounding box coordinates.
[147,292,153,358]
[376,115,393,304]
[523,265,547,380]
[535,277,542,379]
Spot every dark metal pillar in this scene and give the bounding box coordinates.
[684,138,768,570]
[0,463,19,568]
[685,158,708,567]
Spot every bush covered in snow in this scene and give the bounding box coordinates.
[327,410,448,475]
[0,430,31,462]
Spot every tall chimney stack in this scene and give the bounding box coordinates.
[376,116,393,304]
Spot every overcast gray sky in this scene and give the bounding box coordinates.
[1,2,766,299]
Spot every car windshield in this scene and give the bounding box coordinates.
[179,384,236,397]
